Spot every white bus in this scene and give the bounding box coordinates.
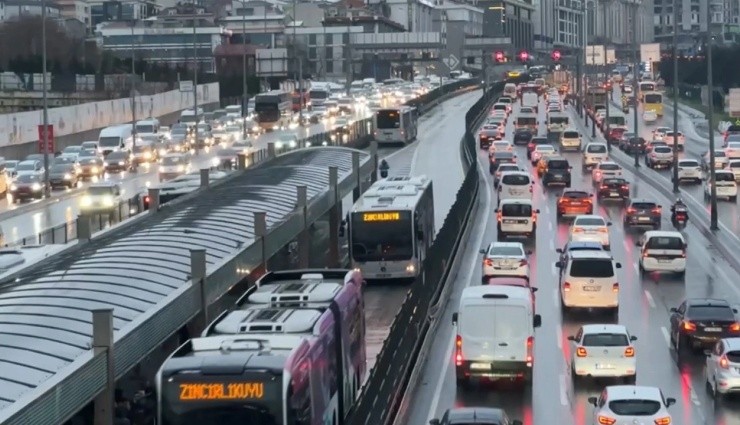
[348,175,434,280]
[373,107,418,144]
[254,90,293,131]
[158,269,366,425]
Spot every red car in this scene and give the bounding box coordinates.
[607,127,627,144]
[556,190,594,219]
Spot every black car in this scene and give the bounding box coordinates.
[10,174,45,202]
[513,128,534,146]
[104,150,133,173]
[617,132,636,150]
[623,136,647,154]
[489,152,516,174]
[670,298,740,355]
[78,156,104,179]
[624,199,662,229]
[430,407,523,425]
[541,156,571,187]
[48,163,79,189]
[598,177,630,201]
[479,129,500,149]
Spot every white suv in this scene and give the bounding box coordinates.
[704,170,738,202]
[557,250,622,317]
[560,129,582,151]
[495,199,539,241]
[636,231,687,277]
[583,143,609,170]
[676,159,702,183]
[569,324,637,384]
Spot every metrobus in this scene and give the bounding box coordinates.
[157,269,366,425]
[643,91,664,116]
[639,81,656,101]
[254,90,293,131]
[515,113,538,130]
[348,175,434,280]
[373,107,418,144]
[308,88,331,110]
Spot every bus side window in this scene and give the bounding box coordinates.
[289,362,312,425]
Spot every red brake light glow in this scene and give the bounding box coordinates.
[612,283,619,293]
[576,347,587,357]
[563,282,571,292]
[627,207,636,214]
[624,346,635,357]
[484,258,493,267]
[683,321,697,332]
[455,335,463,366]
[730,322,740,332]
[526,336,533,366]
[720,355,730,369]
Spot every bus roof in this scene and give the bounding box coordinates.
[352,175,431,212]
[211,307,324,335]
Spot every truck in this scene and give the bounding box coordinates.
[585,86,608,117]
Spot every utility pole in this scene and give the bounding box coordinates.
[292,0,304,124]
[345,25,354,93]
[632,0,640,167]
[706,5,718,230]
[604,45,610,150]
[130,22,138,156]
[242,0,248,140]
[41,0,50,197]
[192,2,199,153]
[671,0,680,190]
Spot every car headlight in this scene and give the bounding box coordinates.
[103,195,114,207]
[144,152,152,159]
[177,165,185,172]
[81,196,92,206]
[91,166,99,173]
[10,184,17,191]
[211,157,220,167]
[406,263,416,273]
[118,161,125,166]
[31,183,42,191]
[276,142,283,149]
[103,162,109,167]
[289,141,297,148]
[64,173,72,180]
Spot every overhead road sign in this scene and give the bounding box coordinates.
[443,54,460,70]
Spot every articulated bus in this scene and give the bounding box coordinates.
[642,91,664,116]
[373,107,418,144]
[157,269,366,425]
[638,81,656,101]
[348,175,434,280]
[254,90,293,131]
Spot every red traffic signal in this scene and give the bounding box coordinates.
[519,51,529,62]
[494,51,505,63]
[551,50,561,61]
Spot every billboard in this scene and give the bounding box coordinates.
[606,48,616,64]
[640,43,661,64]
[585,45,606,65]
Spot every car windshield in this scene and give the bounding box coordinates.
[162,156,183,166]
[569,259,614,277]
[16,174,41,183]
[582,333,629,346]
[502,174,530,185]
[608,399,662,416]
[599,163,620,170]
[81,158,101,165]
[51,164,73,173]
[679,160,699,167]
[587,145,607,153]
[107,151,127,160]
[687,305,735,320]
[564,191,589,199]
[645,237,684,250]
[563,131,579,138]
[87,186,115,196]
[631,202,657,210]
[17,162,36,171]
[489,246,523,256]
[654,147,671,153]
[537,146,555,152]
[575,217,605,226]
[498,165,519,173]
[501,203,532,217]
[78,150,97,158]
[603,179,626,185]
[63,146,80,153]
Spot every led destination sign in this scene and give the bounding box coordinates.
[178,382,265,401]
[362,212,402,222]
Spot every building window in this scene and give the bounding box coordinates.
[309,34,316,45]
[343,33,349,44]
[327,60,334,73]
[326,46,333,58]
[309,47,317,59]
[237,7,254,16]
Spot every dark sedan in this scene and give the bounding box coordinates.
[430,407,523,425]
[623,136,647,154]
[670,298,740,355]
[104,151,133,173]
[48,163,79,189]
[479,129,501,149]
[624,199,662,229]
[10,174,45,202]
[78,157,104,179]
[513,128,534,146]
[597,177,630,201]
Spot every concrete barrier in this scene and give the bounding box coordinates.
[0,83,220,159]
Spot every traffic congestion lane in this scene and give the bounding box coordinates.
[0,110,370,242]
[608,86,740,237]
[406,95,740,425]
[359,90,484,372]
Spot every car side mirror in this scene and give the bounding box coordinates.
[666,397,676,407]
[588,193,594,197]
[555,261,563,268]
[493,208,499,213]
[429,420,441,425]
[606,222,613,226]
[479,248,487,254]
[567,335,576,341]
[451,312,458,325]
[636,240,643,247]
[531,287,538,293]
[733,308,739,314]
[657,205,662,208]
[630,335,638,342]
[588,397,598,406]
[533,314,542,328]
[615,262,622,269]
[526,250,533,255]
[669,307,678,313]
[556,248,563,253]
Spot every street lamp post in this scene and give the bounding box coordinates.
[706,7,719,230]
[631,0,640,167]
[671,0,680,190]
[241,0,248,140]
[41,0,50,197]
[130,21,138,166]
[192,2,199,152]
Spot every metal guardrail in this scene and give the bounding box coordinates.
[0,78,482,425]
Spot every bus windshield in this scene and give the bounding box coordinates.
[351,211,413,261]
[161,374,283,425]
[608,116,626,126]
[640,83,655,91]
[549,117,569,125]
[376,110,401,129]
[644,93,662,104]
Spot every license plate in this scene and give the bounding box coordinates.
[610,192,619,197]
[375,273,391,278]
[596,364,615,370]
[470,363,491,370]
[503,219,517,224]
[658,259,672,263]
[638,217,650,221]
[705,327,722,332]
[553,175,562,179]
[583,286,600,291]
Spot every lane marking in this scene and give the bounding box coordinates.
[549,239,555,250]
[426,136,493,423]
[548,221,553,231]
[644,290,656,309]
[633,263,639,273]
[553,287,559,307]
[660,326,671,348]
[559,373,569,406]
[556,325,563,349]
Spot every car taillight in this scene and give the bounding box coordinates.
[529,185,533,193]
[598,227,609,233]
[654,417,671,425]
[680,251,687,258]
[484,258,493,267]
[627,207,636,214]
[624,346,635,357]
[651,207,662,213]
[526,336,533,366]
[621,185,629,190]
[572,227,584,233]
[563,282,571,292]
[599,185,607,190]
[682,321,697,332]
[595,171,601,177]
[576,347,587,357]
[455,335,463,366]
[720,354,730,369]
[612,283,619,293]
[496,212,502,221]
[144,195,150,204]
[519,259,528,267]
[597,416,616,425]
[730,322,740,332]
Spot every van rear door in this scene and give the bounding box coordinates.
[492,304,528,362]
[460,304,496,362]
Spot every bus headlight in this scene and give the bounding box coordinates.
[144,151,152,159]
[289,140,297,148]
[406,264,416,273]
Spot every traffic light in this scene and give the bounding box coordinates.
[551,50,561,62]
[494,51,506,63]
[518,51,529,62]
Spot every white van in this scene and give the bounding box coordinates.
[503,83,517,99]
[704,170,738,201]
[497,171,533,204]
[636,231,687,276]
[557,250,622,317]
[98,124,133,156]
[583,143,609,169]
[521,92,538,111]
[452,285,542,387]
[560,129,582,151]
[495,199,539,240]
[135,118,160,135]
